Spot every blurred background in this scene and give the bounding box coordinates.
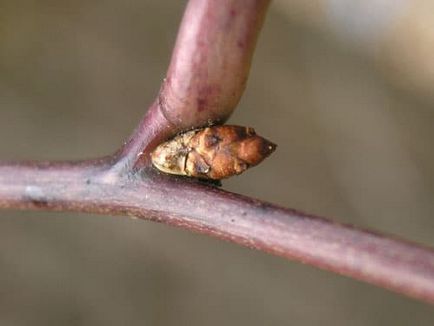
[1,0,434,324]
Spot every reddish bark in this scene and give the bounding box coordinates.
[1,0,434,305]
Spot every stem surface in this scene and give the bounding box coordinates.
[0,163,433,304]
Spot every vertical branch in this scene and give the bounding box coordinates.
[162,0,270,128]
[116,0,271,171]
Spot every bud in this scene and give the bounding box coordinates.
[151,125,276,180]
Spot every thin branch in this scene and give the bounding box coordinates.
[117,0,270,170]
[0,163,434,304]
[1,0,434,306]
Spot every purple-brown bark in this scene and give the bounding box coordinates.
[1,0,434,305]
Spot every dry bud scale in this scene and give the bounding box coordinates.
[151,125,276,180]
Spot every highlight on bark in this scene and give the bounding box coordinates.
[151,125,276,180]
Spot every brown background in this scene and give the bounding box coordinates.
[1,0,433,325]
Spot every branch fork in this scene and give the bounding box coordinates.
[1,0,434,305]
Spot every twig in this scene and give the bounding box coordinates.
[1,0,434,305]
[1,163,434,304]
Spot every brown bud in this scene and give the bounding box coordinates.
[151,125,276,180]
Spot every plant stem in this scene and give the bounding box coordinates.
[0,163,433,304]
[117,0,271,171]
[1,0,434,305]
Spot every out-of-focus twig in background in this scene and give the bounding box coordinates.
[275,0,434,98]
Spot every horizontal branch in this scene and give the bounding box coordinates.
[1,0,434,307]
[0,162,433,305]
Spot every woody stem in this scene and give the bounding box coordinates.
[1,163,434,304]
[0,0,434,306]
[115,0,271,172]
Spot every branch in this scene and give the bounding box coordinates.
[1,163,434,304]
[117,0,269,171]
[1,0,434,305]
